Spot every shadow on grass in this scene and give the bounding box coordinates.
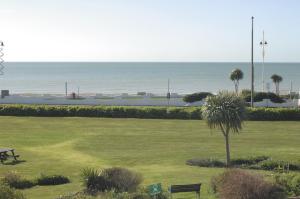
[1,160,26,165]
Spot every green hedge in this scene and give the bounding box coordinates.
[183,92,213,103]
[0,105,299,121]
[0,105,202,120]
[241,90,285,103]
[246,107,300,121]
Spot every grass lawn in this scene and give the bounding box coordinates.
[0,116,299,199]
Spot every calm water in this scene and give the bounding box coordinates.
[0,62,299,94]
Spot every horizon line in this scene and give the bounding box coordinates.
[4,61,300,64]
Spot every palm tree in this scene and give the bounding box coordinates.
[202,91,246,166]
[271,74,283,95]
[230,69,244,94]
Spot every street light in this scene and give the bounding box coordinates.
[0,41,4,76]
[251,17,254,107]
[260,31,268,92]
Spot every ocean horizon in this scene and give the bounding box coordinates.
[0,62,299,95]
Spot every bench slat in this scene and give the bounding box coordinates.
[170,183,201,193]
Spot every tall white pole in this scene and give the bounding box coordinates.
[167,79,170,106]
[65,82,68,97]
[251,17,254,107]
[260,31,267,92]
[262,31,265,92]
[0,41,4,76]
[290,81,293,100]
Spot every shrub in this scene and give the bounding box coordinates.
[231,156,269,166]
[82,167,143,193]
[0,104,299,121]
[274,173,300,196]
[101,167,143,193]
[183,92,213,103]
[186,158,225,168]
[247,108,300,121]
[186,156,269,168]
[2,171,35,189]
[242,91,285,103]
[0,183,25,199]
[259,160,300,171]
[211,169,286,199]
[36,174,70,186]
[81,168,108,192]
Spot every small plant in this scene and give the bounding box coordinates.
[2,171,35,189]
[0,183,25,199]
[36,174,70,186]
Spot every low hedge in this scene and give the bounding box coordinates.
[183,92,213,103]
[0,105,202,120]
[0,105,299,121]
[241,90,285,103]
[247,108,300,121]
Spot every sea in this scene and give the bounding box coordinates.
[0,62,299,95]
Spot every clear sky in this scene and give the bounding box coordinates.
[0,0,299,62]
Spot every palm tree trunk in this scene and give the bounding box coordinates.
[225,134,231,167]
[234,81,239,94]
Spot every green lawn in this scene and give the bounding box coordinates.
[0,117,299,199]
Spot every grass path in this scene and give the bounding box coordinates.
[0,117,299,198]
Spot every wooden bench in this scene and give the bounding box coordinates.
[169,183,201,199]
[0,148,19,163]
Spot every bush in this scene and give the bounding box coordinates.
[0,104,299,121]
[231,156,269,166]
[36,174,70,186]
[186,158,226,168]
[0,105,202,120]
[82,167,143,193]
[187,156,269,168]
[0,183,25,199]
[247,107,300,121]
[82,168,108,192]
[211,169,286,199]
[274,173,300,197]
[101,167,143,193]
[2,171,35,189]
[183,92,213,103]
[241,91,285,103]
[259,160,300,171]
[186,156,300,172]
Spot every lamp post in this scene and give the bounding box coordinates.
[0,41,4,76]
[251,17,254,107]
[167,79,170,106]
[260,31,268,92]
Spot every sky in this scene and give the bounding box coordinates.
[0,0,300,62]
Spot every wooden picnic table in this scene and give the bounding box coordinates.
[0,148,19,163]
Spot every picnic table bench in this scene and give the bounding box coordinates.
[169,183,201,199]
[0,148,19,163]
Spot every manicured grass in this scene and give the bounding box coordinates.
[0,117,299,199]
